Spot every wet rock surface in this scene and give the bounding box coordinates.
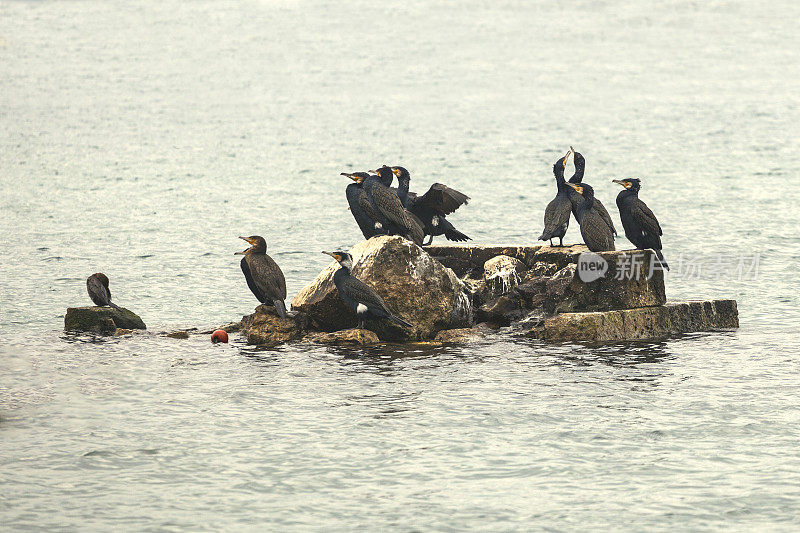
[304,328,380,346]
[240,304,305,345]
[292,236,471,341]
[64,306,146,333]
[434,327,485,343]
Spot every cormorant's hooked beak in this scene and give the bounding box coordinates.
[342,172,364,183]
[566,183,583,194]
[322,251,341,262]
[235,236,254,255]
[562,150,571,167]
[612,179,631,189]
[391,167,402,177]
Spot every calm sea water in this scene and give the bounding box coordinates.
[2,0,799,530]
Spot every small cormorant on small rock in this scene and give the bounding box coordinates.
[322,251,413,330]
[86,273,121,310]
[539,151,572,246]
[565,183,616,252]
[567,147,617,235]
[390,166,470,245]
[235,236,288,317]
[613,178,669,270]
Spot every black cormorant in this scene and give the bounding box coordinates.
[86,273,121,310]
[322,251,412,330]
[538,151,572,246]
[567,147,617,235]
[613,178,669,270]
[235,235,288,317]
[346,169,424,245]
[565,183,616,252]
[390,166,470,245]
[342,171,384,239]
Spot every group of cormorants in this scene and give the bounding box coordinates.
[539,147,668,269]
[86,154,667,332]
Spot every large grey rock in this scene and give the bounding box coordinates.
[291,236,471,341]
[240,304,306,345]
[65,306,146,333]
[526,299,738,342]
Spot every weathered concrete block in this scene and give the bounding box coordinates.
[291,236,470,341]
[65,306,146,332]
[527,299,738,342]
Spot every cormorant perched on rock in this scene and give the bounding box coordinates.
[322,251,412,330]
[390,166,471,245]
[342,171,384,239]
[539,151,572,246]
[567,147,617,235]
[565,183,616,252]
[235,236,288,317]
[613,178,669,270]
[86,273,121,310]
[346,169,424,245]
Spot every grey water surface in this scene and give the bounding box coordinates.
[2,0,800,530]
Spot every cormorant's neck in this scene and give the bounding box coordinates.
[397,177,410,206]
[333,264,350,279]
[568,164,584,184]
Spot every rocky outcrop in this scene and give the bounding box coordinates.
[525,299,738,342]
[64,306,146,333]
[304,329,381,346]
[291,236,471,341]
[434,327,485,343]
[240,304,306,345]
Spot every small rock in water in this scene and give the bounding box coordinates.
[166,331,190,339]
[211,330,229,343]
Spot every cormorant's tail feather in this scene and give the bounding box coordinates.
[390,315,413,328]
[108,301,122,311]
[655,249,670,271]
[444,227,471,242]
[273,299,288,318]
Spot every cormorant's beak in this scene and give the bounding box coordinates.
[612,179,631,189]
[391,167,401,177]
[566,183,583,194]
[234,248,248,255]
[343,173,363,183]
[367,169,377,174]
[235,236,254,255]
[322,251,340,261]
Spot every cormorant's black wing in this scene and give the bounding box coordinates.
[357,188,382,227]
[250,254,288,301]
[370,183,421,239]
[87,276,109,306]
[338,275,391,316]
[414,183,469,216]
[241,256,266,303]
[541,196,572,240]
[592,198,618,235]
[346,184,376,238]
[581,211,616,252]
[631,199,663,236]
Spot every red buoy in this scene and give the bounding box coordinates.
[211,330,229,343]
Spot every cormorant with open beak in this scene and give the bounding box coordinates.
[235,236,288,317]
[565,183,616,252]
[86,273,121,310]
[390,166,470,245]
[539,150,572,246]
[567,146,617,235]
[322,251,413,330]
[612,178,669,270]
[346,169,424,245]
